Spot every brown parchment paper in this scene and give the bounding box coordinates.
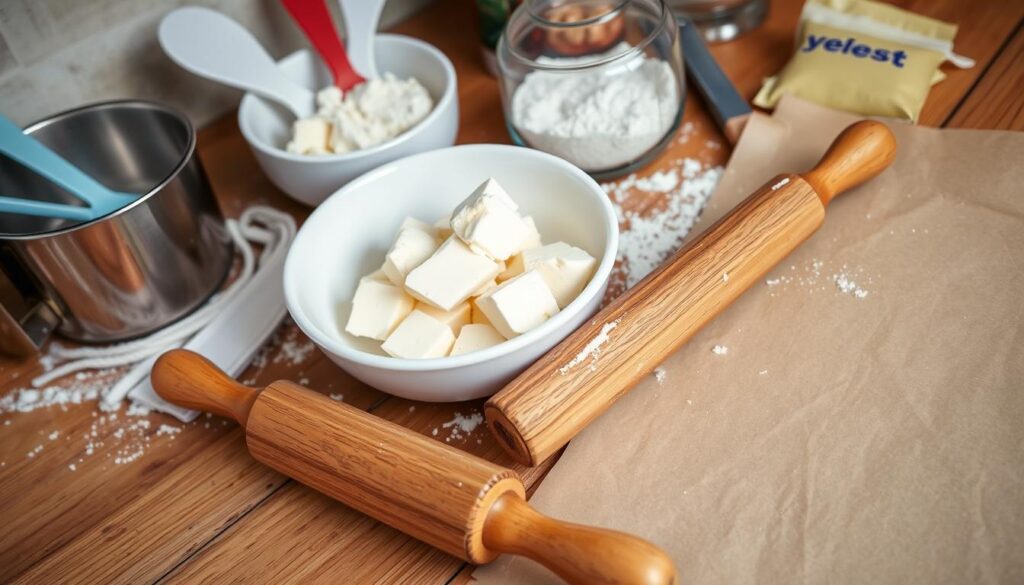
[474,96,1024,585]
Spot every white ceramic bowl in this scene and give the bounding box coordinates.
[284,145,618,402]
[238,35,459,206]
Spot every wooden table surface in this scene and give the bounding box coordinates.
[2,0,1022,583]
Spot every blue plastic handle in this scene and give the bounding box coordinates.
[0,195,95,222]
[0,114,138,221]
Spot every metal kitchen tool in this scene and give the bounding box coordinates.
[281,0,365,90]
[0,114,137,222]
[678,16,751,143]
[486,121,898,466]
[159,7,315,119]
[152,349,677,585]
[0,101,232,355]
[337,0,385,79]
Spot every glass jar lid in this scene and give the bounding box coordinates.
[502,0,670,71]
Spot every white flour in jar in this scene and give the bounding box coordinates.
[511,44,679,170]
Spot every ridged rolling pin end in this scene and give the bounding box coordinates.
[802,120,897,206]
[151,349,259,426]
[485,403,535,467]
[482,491,677,585]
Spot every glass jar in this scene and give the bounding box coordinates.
[497,0,685,179]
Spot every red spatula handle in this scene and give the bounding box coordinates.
[281,0,365,91]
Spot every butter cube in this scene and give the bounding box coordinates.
[450,323,505,356]
[287,117,331,154]
[415,301,471,332]
[434,214,453,239]
[381,227,438,286]
[520,242,597,308]
[473,277,500,297]
[497,254,524,282]
[450,178,533,261]
[345,276,415,341]
[364,268,389,282]
[404,236,501,311]
[497,218,542,281]
[522,216,542,250]
[400,216,436,235]
[474,270,559,339]
[381,310,455,359]
[471,302,492,326]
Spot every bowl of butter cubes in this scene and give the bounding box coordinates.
[284,144,618,402]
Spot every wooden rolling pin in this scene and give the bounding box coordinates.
[486,120,897,466]
[152,349,676,585]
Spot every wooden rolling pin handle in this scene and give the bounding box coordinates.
[483,492,676,585]
[151,349,259,426]
[801,120,897,206]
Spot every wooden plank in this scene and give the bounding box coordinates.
[12,429,283,585]
[946,25,1024,131]
[3,340,384,584]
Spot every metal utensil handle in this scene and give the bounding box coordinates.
[678,16,751,143]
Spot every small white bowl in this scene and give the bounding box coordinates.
[284,145,618,402]
[239,35,459,207]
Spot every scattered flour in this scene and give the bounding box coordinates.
[763,259,874,300]
[603,158,724,290]
[560,320,620,375]
[438,411,484,443]
[712,345,729,355]
[654,367,667,384]
[0,367,127,416]
[329,393,345,402]
[832,272,870,298]
[1,317,317,471]
[156,424,181,437]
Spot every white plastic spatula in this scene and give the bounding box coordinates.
[158,7,315,119]
[338,0,385,80]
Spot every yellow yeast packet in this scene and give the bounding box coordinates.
[754,0,974,122]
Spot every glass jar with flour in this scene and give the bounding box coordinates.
[497,0,685,179]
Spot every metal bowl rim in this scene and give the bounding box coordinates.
[1,99,198,241]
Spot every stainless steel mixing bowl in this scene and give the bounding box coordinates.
[0,100,232,353]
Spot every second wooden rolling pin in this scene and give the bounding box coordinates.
[152,349,676,585]
[485,120,897,466]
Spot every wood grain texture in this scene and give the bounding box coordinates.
[486,175,825,465]
[150,352,673,582]
[801,121,897,205]
[152,350,260,425]
[247,381,524,564]
[13,429,283,585]
[162,395,562,585]
[0,0,1020,582]
[482,492,677,585]
[947,25,1024,131]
